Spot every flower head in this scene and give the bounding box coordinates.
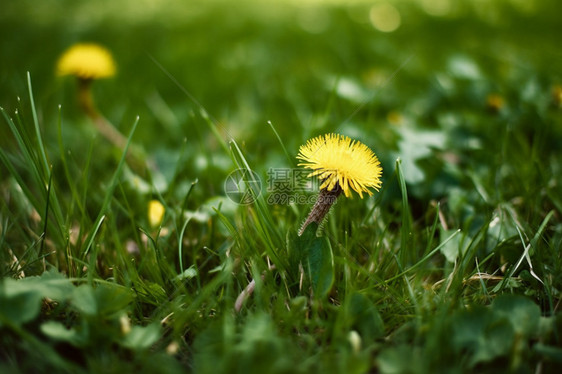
[148,200,165,228]
[57,43,116,80]
[297,133,382,198]
[486,93,505,113]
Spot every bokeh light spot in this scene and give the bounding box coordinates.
[421,0,451,17]
[298,8,330,34]
[369,3,401,33]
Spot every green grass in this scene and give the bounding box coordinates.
[1,0,562,373]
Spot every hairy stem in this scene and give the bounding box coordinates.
[298,185,342,236]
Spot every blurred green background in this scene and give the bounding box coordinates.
[3,0,560,164]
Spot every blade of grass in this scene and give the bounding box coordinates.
[77,138,96,253]
[181,179,198,214]
[178,218,191,275]
[81,116,140,258]
[392,252,420,320]
[396,158,413,265]
[497,210,554,293]
[199,109,230,154]
[0,108,43,209]
[229,139,285,268]
[148,53,231,154]
[138,226,166,286]
[2,95,65,249]
[39,167,53,271]
[383,229,461,284]
[85,215,105,284]
[27,72,49,175]
[424,202,441,257]
[27,74,66,237]
[267,120,295,168]
[56,104,86,218]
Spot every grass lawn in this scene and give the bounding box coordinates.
[1,0,562,373]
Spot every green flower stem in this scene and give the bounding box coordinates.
[78,78,128,149]
[77,78,148,175]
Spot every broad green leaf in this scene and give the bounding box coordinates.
[175,265,198,281]
[0,270,74,327]
[0,278,42,326]
[491,294,541,337]
[72,285,98,316]
[30,269,75,301]
[395,127,446,184]
[346,292,385,342]
[533,343,562,364]
[307,235,334,298]
[72,283,133,317]
[452,306,514,367]
[289,296,308,312]
[378,345,420,374]
[439,229,469,263]
[122,323,161,350]
[290,223,334,298]
[40,321,84,346]
[93,283,134,317]
[486,212,518,247]
[474,318,514,365]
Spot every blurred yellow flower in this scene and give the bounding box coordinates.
[486,93,505,113]
[148,200,165,228]
[297,133,382,198]
[57,43,116,80]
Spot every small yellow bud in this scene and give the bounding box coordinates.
[166,341,179,355]
[486,93,505,114]
[119,314,131,335]
[148,200,165,228]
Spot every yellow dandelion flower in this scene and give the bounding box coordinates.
[57,43,116,80]
[296,133,382,235]
[56,43,133,152]
[297,133,382,198]
[148,200,165,228]
[485,93,505,114]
